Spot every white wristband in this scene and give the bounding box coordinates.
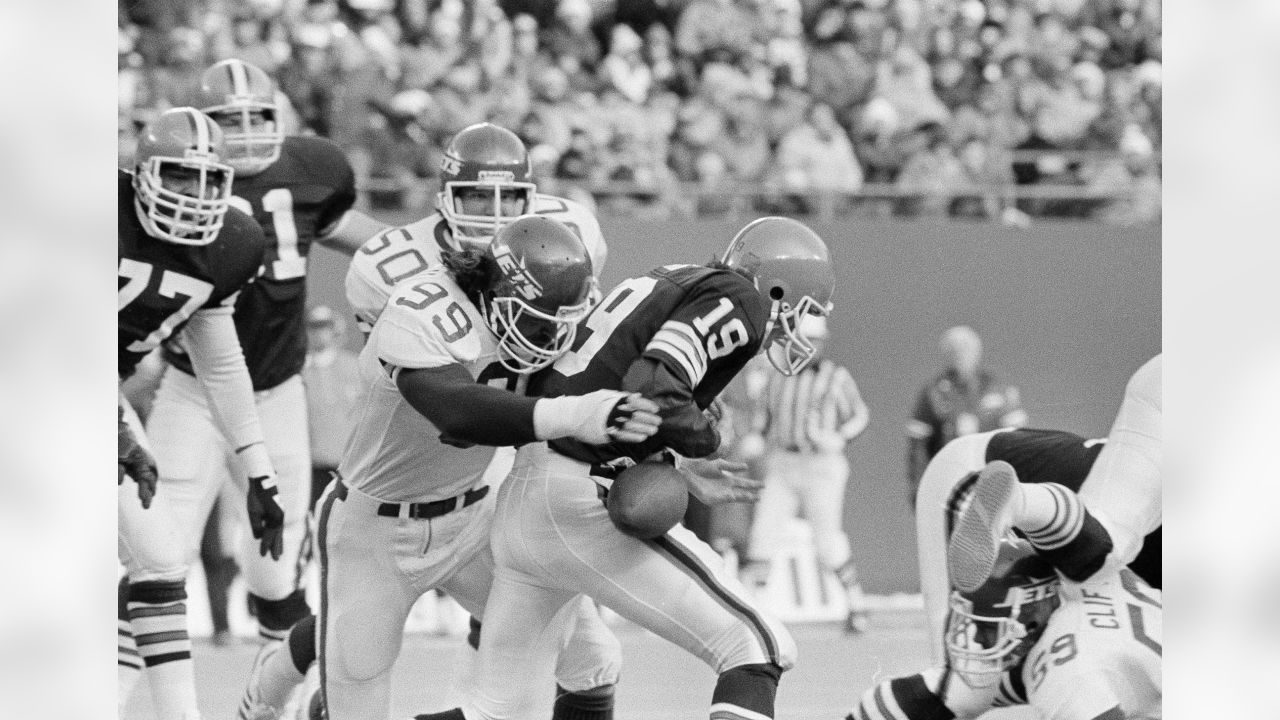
[235,442,274,481]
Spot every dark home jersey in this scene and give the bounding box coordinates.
[164,135,357,390]
[535,264,770,466]
[982,428,1161,588]
[118,169,266,380]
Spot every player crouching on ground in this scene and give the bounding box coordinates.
[414,216,835,720]
[237,216,660,720]
[845,538,1161,720]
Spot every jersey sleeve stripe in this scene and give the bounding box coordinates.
[647,339,703,387]
[655,321,709,372]
[872,683,912,720]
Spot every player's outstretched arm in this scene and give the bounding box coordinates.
[318,209,390,256]
[395,364,661,447]
[183,304,285,560]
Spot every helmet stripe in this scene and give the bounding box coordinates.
[229,60,248,97]
[193,109,209,152]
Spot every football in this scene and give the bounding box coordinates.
[606,461,689,540]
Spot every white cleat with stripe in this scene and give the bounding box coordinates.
[946,461,1019,592]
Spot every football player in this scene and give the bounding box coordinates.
[134,58,388,673]
[414,216,836,720]
[243,216,660,720]
[846,539,1162,720]
[345,121,607,337]
[118,107,284,720]
[946,354,1162,594]
[914,426,1162,664]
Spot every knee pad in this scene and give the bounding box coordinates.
[251,589,313,633]
[330,608,404,682]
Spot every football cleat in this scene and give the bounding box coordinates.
[237,642,286,720]
[947,461,1020,592]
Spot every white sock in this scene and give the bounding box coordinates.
[1016,483,1085,550]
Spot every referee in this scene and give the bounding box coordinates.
[744,315,872,633]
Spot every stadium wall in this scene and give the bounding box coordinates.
[308,216,1160,594]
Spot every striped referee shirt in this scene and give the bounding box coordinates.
[756,358,869,453]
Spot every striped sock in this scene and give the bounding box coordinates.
[118,577,143,715]
[1016,483,1085,550]
[128,579,200,720]
[251,590,311,644]
[118,619,143,716]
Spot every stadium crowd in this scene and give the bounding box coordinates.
[118,0,1161,222]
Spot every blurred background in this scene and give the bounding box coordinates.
[118,0,1162,224]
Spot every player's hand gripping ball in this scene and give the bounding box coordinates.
[607,461,689,540]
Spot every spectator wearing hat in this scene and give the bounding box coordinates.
[741,315,873,634]
[906,326,1028,506]
[301,306,362,507]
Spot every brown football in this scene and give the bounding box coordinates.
[606,461,689,540]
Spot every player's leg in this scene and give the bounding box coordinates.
[511,457,796,720]
[914,432,996,663]
[122,389,217,720]
[948,357,1162,590]
[797,452,867,632]
[742,450,800,586]
[550,597,623,720]
[234,376,315,645]
[314,481,416,720]
[846,666,1002,720]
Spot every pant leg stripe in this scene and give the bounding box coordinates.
[651,534,780,664]
[315,486,340,718]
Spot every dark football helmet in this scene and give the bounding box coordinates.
[437,122,537,244]
[945,538,1061,688]
[198,58,284,175]
[482,216,593,374]
[720,217,834,375]
[133,107,235,246]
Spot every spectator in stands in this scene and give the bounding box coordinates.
[473,0,515,84]
[674,0,761,68]
[540,0,602,75]
[711,89,772,186]
[601,23,653,104]
[773,100,864,215]
[400,6,466,90]
[148,26,212,107]
[873,43,949,140]
[806,6,876,130]
[277,24,338,136]
[896,121,966,218]
[219,13,285,75]
[643,22,682,94]
[762,0,807,87]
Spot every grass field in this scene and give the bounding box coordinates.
[123,611,1038,720]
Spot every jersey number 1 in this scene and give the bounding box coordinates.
[231,189,305,281]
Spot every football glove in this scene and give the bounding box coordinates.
[118,409,157,509]
[246,473,285,560]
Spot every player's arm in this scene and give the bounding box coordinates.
[849,671,984,720]
[317,208,389,256]
[998,383,1029,428]
[623,282,763,459]
[313,148,390,256]
[376,292,658,447]
[394,364,658,447]
[835,369,870,441]
[906,389,937,501]
[117,394,157,509]
[183,301,285,560]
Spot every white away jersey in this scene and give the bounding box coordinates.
[345,194,607,334]
[1018,569,1162,720]
[338,267,506,502]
